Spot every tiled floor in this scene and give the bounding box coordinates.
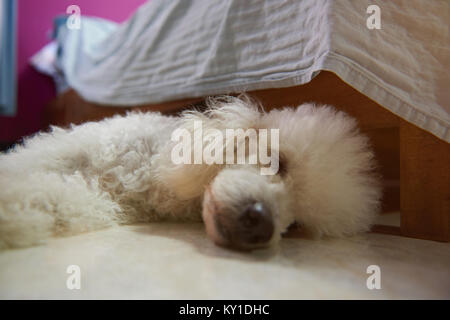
[0,222,449,299]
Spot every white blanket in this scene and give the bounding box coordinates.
[53,0,450,142]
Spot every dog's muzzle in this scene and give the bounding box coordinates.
[206,199,274,250]
[235,202,274,244]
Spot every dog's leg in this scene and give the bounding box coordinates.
[0,170,122,249]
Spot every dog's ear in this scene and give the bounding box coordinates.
[157,161,222,200]
[155,113,226,200]
[156,95,264,200]
[182,95,263,131]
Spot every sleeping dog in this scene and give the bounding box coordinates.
[0,96,380,250]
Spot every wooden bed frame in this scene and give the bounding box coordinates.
[44,71,450,242]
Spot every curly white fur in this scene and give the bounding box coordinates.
[0,96,381,249]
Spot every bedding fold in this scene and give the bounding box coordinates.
[51,0,449,142]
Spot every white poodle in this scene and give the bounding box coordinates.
[0,96,381,250]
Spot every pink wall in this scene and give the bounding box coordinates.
[0,0,147,142]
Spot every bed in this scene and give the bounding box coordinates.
[44,70,450,242]
[40,0,449,242]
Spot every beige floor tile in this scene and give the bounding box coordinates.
[0,222,448,299]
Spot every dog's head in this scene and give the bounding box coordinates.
[164,95,381,250]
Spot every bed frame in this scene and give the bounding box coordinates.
[45,71,450,242]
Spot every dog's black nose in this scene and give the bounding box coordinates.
[237,202,274,245]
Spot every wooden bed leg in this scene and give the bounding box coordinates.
[400,120,450,242]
